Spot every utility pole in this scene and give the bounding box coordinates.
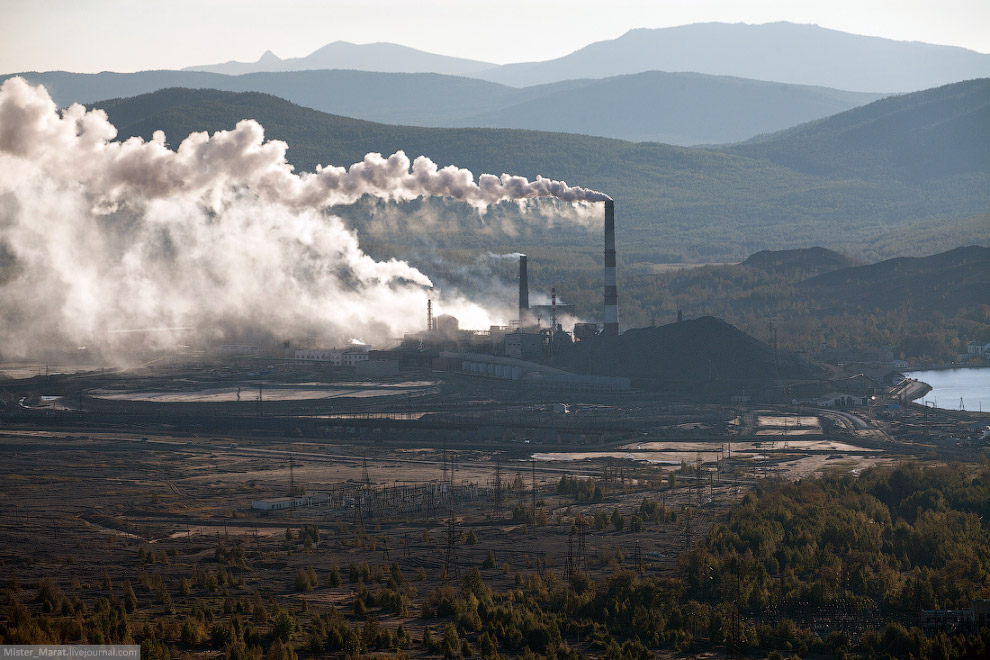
[441,437,449,485]
[531,458,537,518]
[287,452,295,497]
[577,518,588,568]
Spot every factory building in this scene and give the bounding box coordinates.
[401,201,617,359]
[295,342,370,366]
[251,493,331,511]
[505,331,546,360]
[355,359,400,378]
[439,351,630,391]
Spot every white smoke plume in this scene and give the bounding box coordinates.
[0,77,610,211]
[0,78,608,359]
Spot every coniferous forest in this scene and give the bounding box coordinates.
[4,464,990,660]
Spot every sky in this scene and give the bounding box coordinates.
[1,0,988,74]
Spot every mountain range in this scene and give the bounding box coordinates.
[472,22,990,92]
[9,22,990,147]
[184,22,990,93]
[2,69,882,146]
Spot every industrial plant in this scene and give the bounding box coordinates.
[259,200,626,389]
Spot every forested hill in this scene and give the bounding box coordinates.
[741,247,860,275]
[736,78,990,181]
[85,84,990,262]
[798,245,990,315]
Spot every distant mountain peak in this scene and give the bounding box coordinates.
[473,22,990,92]
[184,40,494,76]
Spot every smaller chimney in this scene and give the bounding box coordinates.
[519,254,529,317]
[677,310,683,323]
[427,299,433,332]
[551,287,557,330]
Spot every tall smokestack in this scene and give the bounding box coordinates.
[519,254,529,318]
[604,200,618,336]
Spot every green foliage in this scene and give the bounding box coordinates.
[327,564,342,588]
[687,463,990,610]
[293,567,318,592]
[270,608,297,642]
[557,475,603,502]
[610,509,625,532]
[121,581,137,614]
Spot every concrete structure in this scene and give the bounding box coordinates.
[604,199,618,336]
[921,600,990,635]
[795,392,869,407]
[435,314,460,337]
[442,351,630,391]
[251,493,331,511]
[573,323,599,341]
[967,341,990,356]
[356,359,399,378]
[518,254,529,317]
[505,331,545,360]
[294,342,371,366]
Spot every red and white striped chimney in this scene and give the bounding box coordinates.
[604,200,618,336]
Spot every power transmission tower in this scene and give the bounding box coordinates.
[493,455,504,515]
[565,526,575,581]
[577,518,588,568]
[287,452,295,497]
[362,456,371,485]
[353,489,364,526]
[443,511,458,581]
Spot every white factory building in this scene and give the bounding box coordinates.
[294,342,370,366]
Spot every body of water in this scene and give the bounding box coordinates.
[908,368,990,412]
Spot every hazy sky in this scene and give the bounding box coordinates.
[2,0,988,74]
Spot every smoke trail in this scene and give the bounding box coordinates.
[0,78,607,358]
[0,77,610,211]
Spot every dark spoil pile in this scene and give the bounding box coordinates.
[552,315,822,382]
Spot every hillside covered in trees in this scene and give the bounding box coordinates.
[3,464,989,660]
[78,81,990,264]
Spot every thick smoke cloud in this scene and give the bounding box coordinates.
[0,77,610,210]
[0,78,607,359]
